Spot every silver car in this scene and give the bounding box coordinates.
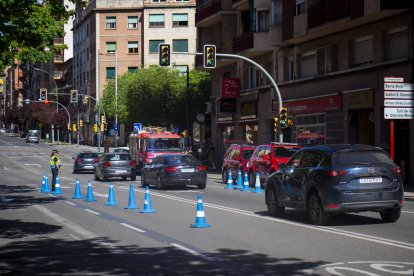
[26,133,39,143]
[94,153,137,181]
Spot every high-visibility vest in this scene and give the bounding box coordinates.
[50,156,61,168]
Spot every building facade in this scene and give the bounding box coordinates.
[196,0,413,186]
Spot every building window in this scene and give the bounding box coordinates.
[242,67,262,89]
[316,47,326,75]
[128,67,138,73]
[106,42,116,53]
[352,35,373,67]
[256,9,269,32]
[106,67,115,79]
[173,65,188,74]
[287,57,294,81]
[128,16,138,29]
[295,114,326,146]
[300,51,316,78]
[295,0,305,16]
[149,40,164,53]
[387,26,408,61]
[272,0,283,25]
[173,39,188,52]
[149,14,165,27]
[152,0,166,2]
[172,14,188,27]
[128,41,139,54]
[106,16,116,29]
[175,0,189,1]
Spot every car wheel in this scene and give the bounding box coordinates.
[266,188,285,217]
[131,175,136,181]
[380,207,401,223]
[197,183,206,189]
[308,192,330,225]
[156,174,164,190]
[249,171,256,187]
[222,169,228,184]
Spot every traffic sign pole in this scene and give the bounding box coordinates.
[390,120,394,160]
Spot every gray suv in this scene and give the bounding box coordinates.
[265,144,404,225]
[26,133,39,143]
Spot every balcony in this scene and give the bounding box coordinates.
[53,71,63,80]
[232,32,253,53]
[308,0,350,29]
[54,54,64,63]
[54,38,64,45]
[196,1,222,26]
[232,0,248,10]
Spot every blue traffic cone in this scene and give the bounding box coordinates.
[224,171,234,189]
[240,172,251,192]
[72,178,84,199]
[190,194,211,228]
[52,176,63,195]
[105,182,118,206]
[140,186,156,213]
[84,180,96,202]
[252,172,263,193]
[40,174,51,193]
[124,184,139,209]
[234,170,243,190]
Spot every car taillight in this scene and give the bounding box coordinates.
[197,165,207,171]
[399,199,404,207]
[326,203,340,209]
[130,161,136,167]
[391,167,401,174]
[326,170,348,177]
[164,166,178,172]
[103,162,110,168]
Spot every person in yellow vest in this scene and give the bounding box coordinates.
[50,149,61,191]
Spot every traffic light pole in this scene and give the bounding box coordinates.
[173,51,284,143]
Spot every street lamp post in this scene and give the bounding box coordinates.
[115,50,118,148]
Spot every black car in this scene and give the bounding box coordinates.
[265,144,404,225]
[141,154,207,190]
[95,153,137,181]
[72,151,99,173]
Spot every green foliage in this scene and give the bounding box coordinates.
[0,0,84,69]
[101,66,211,130]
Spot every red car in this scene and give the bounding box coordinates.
[248,142,301,187]
[222,143,256,183]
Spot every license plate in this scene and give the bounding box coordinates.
[359,177,382,183]
[115,170,127,173]
[181,168,194,173]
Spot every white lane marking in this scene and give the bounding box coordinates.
[65,201,77,206]
[24,164,41,167]
[402,210,414,214]
[0,139,13,145]
[119,222,146,233]
[84,209,100,215]
[147,191,414,251]
[3,166,10,171]
[170,243,202,256]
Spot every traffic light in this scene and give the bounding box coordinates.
[288,118,294,127]
[93,124,98,133]
[273,117,279,132]
[70,90,78,103]
[203,45,216,68]
[84,95,89,105]
[158,44,170,66]
[0,78,4,95]
[101,114,106,124]
[79,119,84,127]
[40,88,47,101]
[279,108,288,128]
[72,123,77,132]
[100,123,105,132]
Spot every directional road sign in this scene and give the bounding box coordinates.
[133,123,142,132]
[384,107,413,119]
[384,99,414,107]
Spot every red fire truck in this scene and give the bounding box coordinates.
[129,128,185,173]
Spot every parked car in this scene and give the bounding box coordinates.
[248,142,301,187]
[72,151,99,173]
[0,128,6,134]
[94,153,137,181]
[113,147,129,154]
[141,153,207,190]
[222,143,256,183]
[265,144,404,225]
[26,132,40,143]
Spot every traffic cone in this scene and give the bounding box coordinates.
[234,169,243,190]
[124,183,139,209]
[52,176,63,195]
[72,178,84,199]
[40,174,51,193]
[84,180,96,202]
[252,172,263,193]
[224,171,234,189]
[240,172,251,192]
[190,194,211,228]
[140,186,156,213]
[105,182,117,206]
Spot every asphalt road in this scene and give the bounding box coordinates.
[1,134,413,275]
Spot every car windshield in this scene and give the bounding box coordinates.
[165,155,200,165]
[148,138,181,151]
[242,149,254,159]
[106,154,131,161]
[274,147,299,158]
[333,150,394,166]
[79,153,98,158]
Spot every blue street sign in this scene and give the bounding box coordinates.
[133,123,142,132]
[114,123,118,131]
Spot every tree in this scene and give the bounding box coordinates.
[100,66,211,131]
[0,0,83,70]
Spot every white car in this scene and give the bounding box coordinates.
[0,128,7,134]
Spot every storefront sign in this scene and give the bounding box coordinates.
[222,78,240,98]
[220,98,237,113]
[278,95,342,115]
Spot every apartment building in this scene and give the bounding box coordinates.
[196,0,413,185]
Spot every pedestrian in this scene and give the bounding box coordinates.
[104,137,110,153]
[207,142,216,171]
[50,149,61,191]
